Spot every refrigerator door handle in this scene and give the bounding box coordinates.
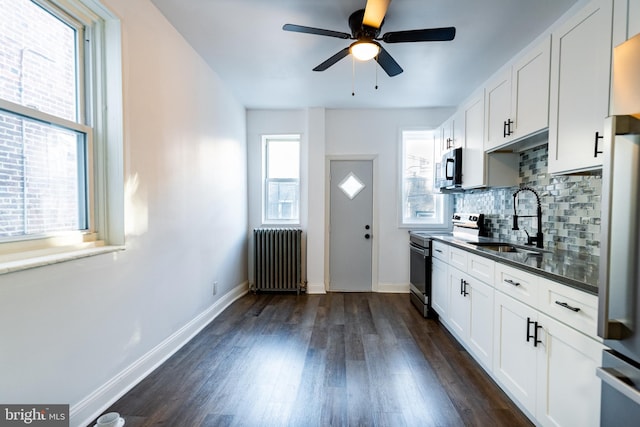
[597,367,640,406]
[598,116,640,340]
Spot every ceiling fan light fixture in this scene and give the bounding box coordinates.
[350,40,380,61]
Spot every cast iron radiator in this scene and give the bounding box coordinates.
[252,228,303,293]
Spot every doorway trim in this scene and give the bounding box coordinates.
[325,154,379,292]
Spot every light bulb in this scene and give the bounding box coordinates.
[350,40,380,61]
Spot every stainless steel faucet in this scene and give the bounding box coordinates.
[512,186,544,248]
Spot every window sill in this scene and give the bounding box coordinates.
[0,243,125,276]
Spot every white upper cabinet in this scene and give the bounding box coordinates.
[511,36,552,141]
[462,90,486,188]
[462,89,519,189]
[484,69,512,151]
[548,0,613,174]
[485,36,551,152]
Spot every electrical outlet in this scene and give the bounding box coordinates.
[212,281,218,295]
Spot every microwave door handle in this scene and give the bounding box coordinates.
[445,158,455,180]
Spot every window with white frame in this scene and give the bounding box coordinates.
[400,129,447,227]
[0,0,123,257]
[262,135,300,223]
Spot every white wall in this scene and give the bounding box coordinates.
[247,107,453,293]
[0,1,248,425]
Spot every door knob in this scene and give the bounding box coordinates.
[364,233,371,239]
[365,225,370,230]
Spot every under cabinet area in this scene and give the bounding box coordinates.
[431,240,604,427]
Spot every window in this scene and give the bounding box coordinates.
[400,129,447,227]
[262,135,300,223]
[0,0,123,260]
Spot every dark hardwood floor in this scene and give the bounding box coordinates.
[98,293,532,427]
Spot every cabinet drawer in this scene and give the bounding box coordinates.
[432,240,449,261]
[448,246,468,272]
[468,254,495,285]
[495,263,539,307]
[538,278,599,338]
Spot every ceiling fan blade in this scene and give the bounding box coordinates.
[363,0,391,29]
[283,23,351,39]
[376,46,403,76]
[313,47,351,71]
[382,27,456,43]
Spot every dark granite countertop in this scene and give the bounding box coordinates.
[430,235,599,295]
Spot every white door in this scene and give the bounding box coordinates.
[329,160,373,292]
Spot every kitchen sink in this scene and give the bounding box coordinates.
[471,242,547,255]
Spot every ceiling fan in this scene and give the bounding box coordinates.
[282,0,456,77]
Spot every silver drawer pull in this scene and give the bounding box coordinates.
[504,279,520,286]
[435,249,443,253]
[555,301,581,312]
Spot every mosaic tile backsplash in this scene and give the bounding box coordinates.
[453,144,602,256]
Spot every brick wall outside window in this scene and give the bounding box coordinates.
[0,0,83,238]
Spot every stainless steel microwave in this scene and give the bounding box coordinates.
[436,147,462,191]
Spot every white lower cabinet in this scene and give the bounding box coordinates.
[493,290,604,426]
[536,313,603,427]
[447,266,495,369]
[431,257,449,318]
[467,277,494,369]
[493,291,539,415]
[448,267,469,339]
[433,241,605,427]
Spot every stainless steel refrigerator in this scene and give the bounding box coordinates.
[597,32,640,427]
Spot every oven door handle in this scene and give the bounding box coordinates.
[410,243,428,256]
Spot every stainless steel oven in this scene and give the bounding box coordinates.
[409,232,432,318]
[408,213,485,319]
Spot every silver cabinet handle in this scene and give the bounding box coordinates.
[597,367,640,405]
[504,279,520,286]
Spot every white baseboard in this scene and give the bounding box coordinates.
[306,282,326,294]
[71,281,249,427]
[376,282,410,293]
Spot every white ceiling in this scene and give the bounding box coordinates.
[150,0,579,109]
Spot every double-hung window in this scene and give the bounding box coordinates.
[400,129,448,228]
[262,135,300,224]
[0,0,123,261]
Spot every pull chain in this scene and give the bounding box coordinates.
[352,56,355,96]
[375,55,379,90]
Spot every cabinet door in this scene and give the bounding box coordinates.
[431,257,449,318]
[451,109,464,149]
[484,69,512,151]
[441,116,454,152]
[461,91,486,188]
[434,124,444,161]
[536,313,604,427]
[493,291,539,415]
[548,0,613,174]
[467,278,494,369]
[448,267,470,339]
[511,36,551,139]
